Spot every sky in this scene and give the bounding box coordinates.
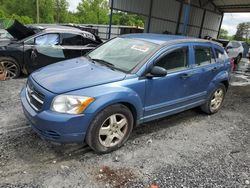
[66,1,250,36]
[222,13,250,36]
[67,0,81,12]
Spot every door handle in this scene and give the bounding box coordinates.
[31,50,37,60]
[180,73,192,79]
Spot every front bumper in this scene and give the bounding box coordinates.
[20,87,93,143]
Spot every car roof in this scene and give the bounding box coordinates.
[28,24,91,35]
[40,27,96,40]
[121,33,221,47]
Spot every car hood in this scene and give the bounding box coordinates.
[31,57,126,94]
[6,20,35,40]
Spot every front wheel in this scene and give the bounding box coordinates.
[0,57,20,80]
[201,84,226,114]
[86,104,134,153]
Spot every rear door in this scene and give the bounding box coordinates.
[190,44,219,93]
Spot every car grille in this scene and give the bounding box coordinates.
[26,80,45,111]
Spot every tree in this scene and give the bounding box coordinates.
[54,0,69,23]
[218,28,229,39]
[39,0,55,23]
[113,11,144,27]
[234,22,250,41]
[77,0,109,24]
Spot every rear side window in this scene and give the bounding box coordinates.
[230,41,241,48]
[194,46,215,66]
[155,47,189,72]
[215,48,226,62]
[61,33,83,45]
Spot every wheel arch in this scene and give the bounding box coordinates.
[84,91,144,126]
[0,55,22,69]
[221,80,229,91]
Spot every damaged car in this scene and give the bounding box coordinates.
[21,34,231,153]
[0,20,102,80]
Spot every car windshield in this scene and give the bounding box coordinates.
[88,37,158,72]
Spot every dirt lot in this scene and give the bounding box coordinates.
[0,60,250,188]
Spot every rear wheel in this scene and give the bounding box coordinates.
[86,104,134,153]
[201,84,226,114]
[0,57,20,80]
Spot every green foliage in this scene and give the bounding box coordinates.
[218,28,229,39]
[234,22,250,42]
[0,0,144,27]
[113,12,144,27]
[10,14,34,24]
[54,0,69,23]
[77,0,109,24]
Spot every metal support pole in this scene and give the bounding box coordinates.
[182,0,191,36]
[176,0,184,34]
[146,0,153,33]
[217,13,224,39]
[108,0,114,39]
[36,0,39,23]
[199,10,206,38]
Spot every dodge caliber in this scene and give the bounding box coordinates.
[21,34,231,153]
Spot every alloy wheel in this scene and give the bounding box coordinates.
[0,61,18,80]
[98,113,128,148]
[210,88,224,112]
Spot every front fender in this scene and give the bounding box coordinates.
[69,84,144,122]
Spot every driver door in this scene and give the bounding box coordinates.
[144,45,200,122]
[23,33,65,73]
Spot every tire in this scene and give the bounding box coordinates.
[235,54,242,64]
[0,57,20,80]
[201,84,226,115]
[86,104,134,154]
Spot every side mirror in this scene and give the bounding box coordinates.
[227,46,233,49]
[146,66,167,78]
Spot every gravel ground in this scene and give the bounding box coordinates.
[0,60,250,188]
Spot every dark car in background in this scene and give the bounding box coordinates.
[0,20,102,80]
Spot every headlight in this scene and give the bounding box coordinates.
[51,95,94,114]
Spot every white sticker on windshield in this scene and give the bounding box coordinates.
[131,45,149,52]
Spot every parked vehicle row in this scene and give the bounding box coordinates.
[214,38,249,65]
[0,20,102,80]
[21,34,231,153]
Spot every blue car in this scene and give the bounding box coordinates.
[21,34,231,153]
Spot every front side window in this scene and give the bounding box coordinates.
[88,37,158,72]
[155,47,189,72]
[194,46,215,66]
[61,33,83,45]
[35,34,59,45]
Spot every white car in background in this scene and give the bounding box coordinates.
[226,41,244,64]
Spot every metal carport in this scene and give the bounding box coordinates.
[108,0,250,39]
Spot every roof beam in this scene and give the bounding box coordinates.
[217,4,250,12]
[202,0,221,13]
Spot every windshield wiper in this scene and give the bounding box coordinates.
[85,55,95,64]
[92,58,115,69]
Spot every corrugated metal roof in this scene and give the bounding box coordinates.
[213,0,250,12]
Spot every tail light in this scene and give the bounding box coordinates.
[230,58,235,72]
